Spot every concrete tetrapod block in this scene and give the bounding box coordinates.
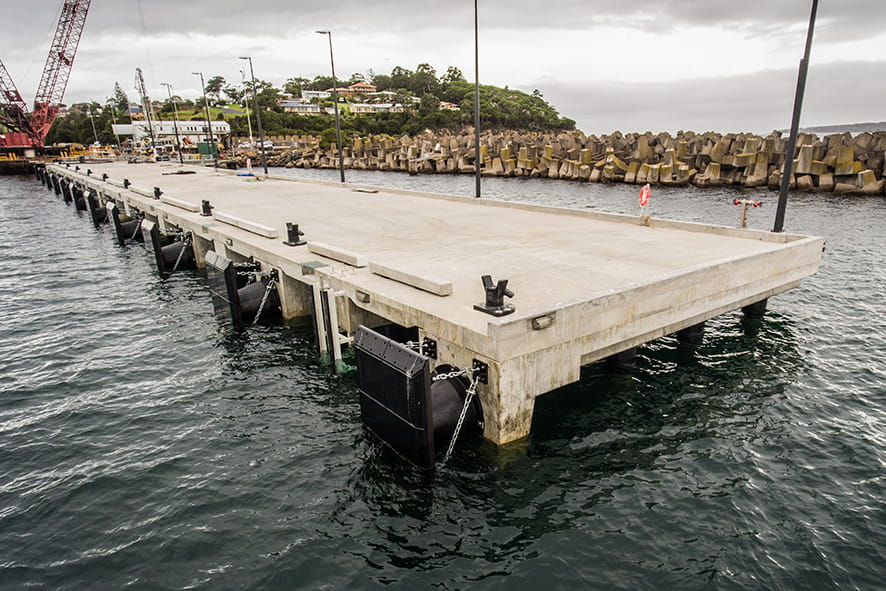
[797,175,815,191]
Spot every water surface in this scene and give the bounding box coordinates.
[1,170,883,589]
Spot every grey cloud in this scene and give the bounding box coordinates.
[536,60,886,134]
[5,1,884,42]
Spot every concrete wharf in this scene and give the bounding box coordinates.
[45,162,824,446]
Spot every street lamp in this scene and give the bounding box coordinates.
[773,0,819,233]
[473,0,481,198]
[192,71,217,167]
[106,98,121,149]
[316,30,345,183]
[161,82,184,165]
[239,56,268,175]
[239,68,255,157]
[87,104,99,145]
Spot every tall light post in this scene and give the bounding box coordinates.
[161,82,184,165]
[87,104,99,144]
[773,0,819,233]
[192,71,217,167]
[239,68,254,156]
[473,0,481,198]
[316,30,345,183]
[239,56,268,175]
[106,98,121,149]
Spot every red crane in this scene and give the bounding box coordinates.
[0,0,91,148]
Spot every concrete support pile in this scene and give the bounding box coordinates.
[230,129,886,195]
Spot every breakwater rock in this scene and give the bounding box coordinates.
[232,129,886,195]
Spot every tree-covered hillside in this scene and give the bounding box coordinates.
[45,64,576,145]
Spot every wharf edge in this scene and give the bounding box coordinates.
[42,162,824,447]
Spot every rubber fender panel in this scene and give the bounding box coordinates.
[355,325,434,468]
[205,250,243,328]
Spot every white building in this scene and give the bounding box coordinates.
[280,101,325,114]
[301,90,331,101]
[112,120,231,145]
[350,103,406,114]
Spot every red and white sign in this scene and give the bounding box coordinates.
[638,183,651,207]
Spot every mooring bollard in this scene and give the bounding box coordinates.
[123,178,130,189]
[153,187,162,199]
[283,222,306,246]
[473,274,515,316]
[200,200,213,216]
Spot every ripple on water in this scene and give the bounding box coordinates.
[0,173,883,590]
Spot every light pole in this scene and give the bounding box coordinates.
[773,0,819,233]
[239,68,254,156]
[87,104,99,144]
[161,82,184,165]
[192,71,217,167]
[239,56,268,175]
[106,98,121,149]
[316,30,345,183]
[473,0,481,198]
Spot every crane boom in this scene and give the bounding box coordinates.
[0,59,32,134]
[28,0,92,145]
[134,67,158,156]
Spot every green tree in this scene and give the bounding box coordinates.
[159,95,183,115]
[308,75,336,91]
[284,77,310,97]
[113,82,130,112]
[409,63,439,96]
[371,73,392,91]
[223,85,242,104]
[418,93,439,116]
[442,66,465,84]
[255,85,282,110]
[204,75,226,104]
[389,66,412,89]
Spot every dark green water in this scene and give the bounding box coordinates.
[1,171,883,590]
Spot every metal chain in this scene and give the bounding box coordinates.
[442,374,481,464]
[403,340,425,355]
[431,368,472,382]
[130,216,142,240]
[251,278,276,326]
[171,234,191,272]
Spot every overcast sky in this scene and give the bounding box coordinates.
[2,0,884,134]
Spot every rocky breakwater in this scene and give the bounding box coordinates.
[235,129,886,195]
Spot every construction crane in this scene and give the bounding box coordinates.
[0,0,91,148]
[134,67,158,158]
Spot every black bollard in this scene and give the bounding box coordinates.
[200,200,213,216]
[283,222,306,246]
[123,178,130,189]
[153,187,162,199]
[473,274,515,316]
